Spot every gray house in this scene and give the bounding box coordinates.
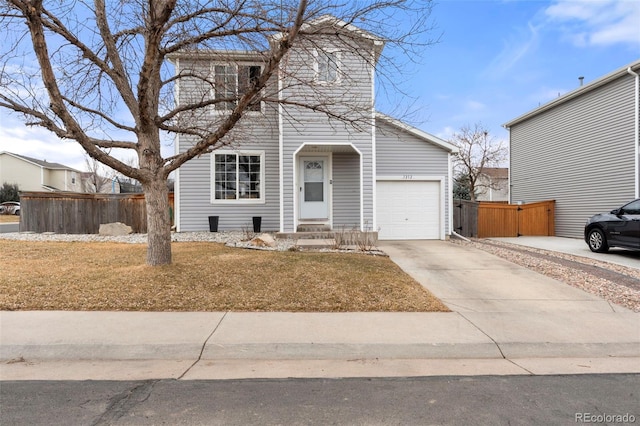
[172,16,457,240]
[504,59,640,238]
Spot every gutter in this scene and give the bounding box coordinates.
[628,67,640,199]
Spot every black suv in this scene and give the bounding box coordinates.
[584,199,640,252]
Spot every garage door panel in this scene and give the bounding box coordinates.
[377,180,440,240]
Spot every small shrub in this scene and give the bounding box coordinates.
[0,182,20,203]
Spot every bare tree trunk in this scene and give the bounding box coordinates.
[144,177,171,266]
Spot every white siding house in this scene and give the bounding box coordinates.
[504,60,640,238]
[0,151,82,192]
[171,16,457,240]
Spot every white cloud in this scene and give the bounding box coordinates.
[435,126,456,141]
[545,0,640,47]
[0,113,175,175]
[0,117,88,171]
[484,21,541,78]
[466,100,486,111]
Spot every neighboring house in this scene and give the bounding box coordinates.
[475,167,509,202]
[171,16,458,240]
[504,59,640,238]
[80,172,120,193]
[0,151,82,192]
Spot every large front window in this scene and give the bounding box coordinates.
[212,152,264,202]
[213,64,262,111]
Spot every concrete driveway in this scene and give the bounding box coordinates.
[377,240,628,314]
[378,240,639,359]
[490,236,640,270]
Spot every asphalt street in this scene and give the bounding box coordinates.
[0,222,19,233]
[2,375,639,425]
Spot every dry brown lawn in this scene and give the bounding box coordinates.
[0,240,448,312]
[0,215,19,223]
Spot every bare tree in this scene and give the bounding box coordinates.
[449,123,508,202]
[82,154,116,193]
[0,0,435,265]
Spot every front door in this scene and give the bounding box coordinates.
[299,157,329,219]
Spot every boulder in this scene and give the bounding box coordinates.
[248,233,276,248]
[99,222,133,236]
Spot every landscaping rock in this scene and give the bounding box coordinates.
[248,233,276,248]
[99,222,133,236]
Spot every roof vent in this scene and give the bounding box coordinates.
[578,76,584,86]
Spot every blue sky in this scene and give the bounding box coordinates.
[381,0,640,142]
[0,0,639,171]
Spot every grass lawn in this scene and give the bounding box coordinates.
[0,215,19,223]
[0,240,448,312]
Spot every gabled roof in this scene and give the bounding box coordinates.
[376,113,459,153]
[0,151,80,172]
[169,15,386,63]
[272,14,385,61]
[299,15,385,44]
[479,167,508,179]
[503,58,640,128]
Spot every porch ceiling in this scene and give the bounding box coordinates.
[299,144,358,154]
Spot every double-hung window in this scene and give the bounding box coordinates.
[212,151,264,203]
[213,64,262,111]
[315,49,340,84]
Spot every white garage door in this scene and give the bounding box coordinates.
[376,180,441,240]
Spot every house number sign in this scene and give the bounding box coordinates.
[402,175,413,180]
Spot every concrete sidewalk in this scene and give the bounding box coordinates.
[1,241,639,380]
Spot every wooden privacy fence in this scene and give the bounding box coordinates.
[19,191,174,234]
[453,199,478,238]
[454,199,555,238]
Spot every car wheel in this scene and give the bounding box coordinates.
[587,228,609,253]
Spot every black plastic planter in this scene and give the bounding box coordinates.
[252,216,262,233]
[208,216,219,232]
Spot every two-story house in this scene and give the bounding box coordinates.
[475,167,509,202]
[504,60,640,238]
[171,15,457,240]
[0,151,82,193]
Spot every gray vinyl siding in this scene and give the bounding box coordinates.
[177,139,280,232]
[332,153,361,228]
[175,58,281,232]
[280,36,375,232]
[375,120,452,235]
[510,73,637,238]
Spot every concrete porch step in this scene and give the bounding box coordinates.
[276,231,334,240]
[297,224,332,233]
[276,231,379,243]
[295,238,336,249]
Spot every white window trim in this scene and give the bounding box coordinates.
[313,49,342,85]
[211,150,266,204]
[210,63,264,114]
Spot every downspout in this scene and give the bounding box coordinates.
[448,152,454,239]
[628,67,639,198]
[370,46,376,233]
[278,57,285,232]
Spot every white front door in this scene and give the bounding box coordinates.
[299,157,329,219]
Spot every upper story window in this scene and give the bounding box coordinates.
[213,64,262,112]
[212,151,264,203]
[315,49,341,84]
